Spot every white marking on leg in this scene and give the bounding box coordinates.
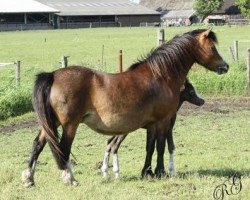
[113,153,119,179]
[101,151,110,178]
[62,162,79,185]
[22,161,37,187]
[169,153,176,176]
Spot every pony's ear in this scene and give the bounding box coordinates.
[202,29,218,43]
[180,84,185,92]
[202,29,211,38]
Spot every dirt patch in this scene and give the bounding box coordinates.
[178,97,250,116]
[0,98,249,135]
[0,119,38,134]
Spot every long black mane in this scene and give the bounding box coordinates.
[128,29,217,79]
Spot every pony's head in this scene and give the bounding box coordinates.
[192,29,229,74]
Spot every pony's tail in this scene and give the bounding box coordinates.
[33,72,65,169]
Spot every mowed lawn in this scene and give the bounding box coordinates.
[0,99,250,200]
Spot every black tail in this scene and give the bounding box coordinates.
[33,72,65,169]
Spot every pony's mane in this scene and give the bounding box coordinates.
[128,29,217,79]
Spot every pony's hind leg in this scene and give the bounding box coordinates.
[110,134,127,179]
[60,124,79,186]
[22,129,46,187]
[101,136,117,178]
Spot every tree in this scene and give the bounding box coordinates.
[193,0,224,20]
[236,0,250,18]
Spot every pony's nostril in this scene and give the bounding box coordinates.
[217,62,229,74]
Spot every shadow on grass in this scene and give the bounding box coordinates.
[168,168,250,179]
[117,168,250,183]
[196,168,250,178]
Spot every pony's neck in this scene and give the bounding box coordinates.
[173,58,195,88]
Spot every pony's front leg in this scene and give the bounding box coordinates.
[141,127,156,178]
[166,116,176,176]
[169,153,176,176]
[155,122,170,178]
[22,129,46,187]
[111,135,127,179]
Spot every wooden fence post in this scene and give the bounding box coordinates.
[234,40,239,61]
[247,49,250,94]
[118,50,123,72]
[61,56,68,68]
[15,60,20,86]
[157,29,165,46]
[229,47,235,61]
[102,45,104,66]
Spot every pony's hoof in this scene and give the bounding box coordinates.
[62,178,79,186]
[22,169,34,187]
[72,180,79,186]
[62,172,79,186]
[102,171,108,178]
[114,172,119,179]
[141,169,154,179]
[154,168,166,179]
[169,169,176,177]
[23,181,35,188]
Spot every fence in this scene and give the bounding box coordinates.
[247,49,250,94]
[60,22,120,29]
[0,23,53,31]
[228,19,250,26]
[0,61,21,86]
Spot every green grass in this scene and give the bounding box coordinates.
[0,101,249,199]
[0,26,249,199]
[0,26,250,119]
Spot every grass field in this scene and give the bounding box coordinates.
[0,25,249,119]
[0,26,250,199]
[0,98,249,199]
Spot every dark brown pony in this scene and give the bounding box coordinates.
[22,29,228,187]
[101,79,205,179]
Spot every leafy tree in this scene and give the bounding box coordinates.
[236,0,250,18]
[193,0,224,20]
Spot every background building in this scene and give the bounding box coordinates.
[0,0,160,31]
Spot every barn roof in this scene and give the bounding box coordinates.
[162,9,195,19]
[140,0,194,11]
[36,0,160,16]
[0,0,59,13]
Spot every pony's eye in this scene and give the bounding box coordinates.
[211,46,216,52]
[189,90,195,95]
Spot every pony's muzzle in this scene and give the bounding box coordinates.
[192,96,205,106]
[196,98,205,106]
[217,62,229,75]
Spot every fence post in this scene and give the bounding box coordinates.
[15,60,20,86]
[234,40,239,61]
[101,45,104,66]
[118,50,123,72]
[228,47,235,61]
[157,29,165,46]
[61,56,68,68]
[247,49,250,94]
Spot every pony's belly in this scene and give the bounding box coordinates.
[82,112,144,135]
